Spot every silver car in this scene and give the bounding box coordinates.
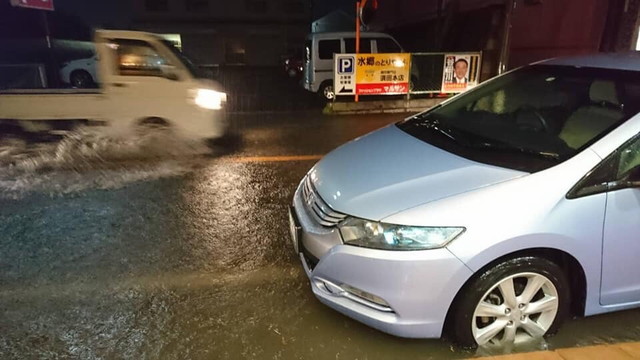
[289,53,640,348]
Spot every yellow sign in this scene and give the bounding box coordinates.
[354,53,411,95]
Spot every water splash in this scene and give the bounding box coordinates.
[0,128,211,198]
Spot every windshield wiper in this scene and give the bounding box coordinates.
[470,141,561,161]
[410,116,460,144]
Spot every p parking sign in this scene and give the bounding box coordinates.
[338,56,354,74]
[334,55,356,95]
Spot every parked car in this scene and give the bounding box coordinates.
[289,53,640,348]
[301,31,405,100]
[59,56,98,88]
[283,55,303,78]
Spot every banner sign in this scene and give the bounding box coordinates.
[441,53,481,93]
[335,53,411,96]
[10,0,54,11]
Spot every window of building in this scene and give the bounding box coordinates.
[186,0,209,12]
[225,40,246,64]
[245,0,268,13]
[282,1,305,14]
[318,40,340,60]
[145,0,168,11]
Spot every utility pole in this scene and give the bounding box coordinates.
[498,0,516,74]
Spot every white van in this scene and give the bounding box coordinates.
[0,30,228,140]
[301,32,404,100]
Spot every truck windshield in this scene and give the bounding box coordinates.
[398,65,640,173]
[160,40,203,78]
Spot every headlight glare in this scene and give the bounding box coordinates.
[195,88,227,110]
[339,217,464,250]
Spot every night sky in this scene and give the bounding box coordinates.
[313,0,355,19]
[53,0,132,27]
[0,0,132,28]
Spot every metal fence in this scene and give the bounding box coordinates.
[206,66,323,113]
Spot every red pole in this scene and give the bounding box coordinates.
[355,0,361,102]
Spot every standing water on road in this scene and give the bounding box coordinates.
[0,128,212,198]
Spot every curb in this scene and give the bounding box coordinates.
[476,341,640,359]
[323,98,446,115]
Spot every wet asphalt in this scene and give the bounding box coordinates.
[2,111,640,359]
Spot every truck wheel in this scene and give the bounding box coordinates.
[137,117,170,134]
[70,70,94,88]
[319,81,335,101]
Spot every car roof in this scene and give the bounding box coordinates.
[537,52,640,72]
[306,32,395,40]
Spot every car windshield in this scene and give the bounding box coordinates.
[398,65,640,172]
[160,39,204,78]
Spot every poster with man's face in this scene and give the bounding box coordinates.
[442,54,481,93]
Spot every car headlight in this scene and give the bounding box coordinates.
[195,88,227,110]
[339,217,465,250]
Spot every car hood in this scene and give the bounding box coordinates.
[309,125,527,221]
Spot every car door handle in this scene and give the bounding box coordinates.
[111,82,128,88]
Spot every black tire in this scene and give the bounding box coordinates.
[70,70,94,88]
[319,81,335,101]
[136,117,170,135]
[448,256,570,348]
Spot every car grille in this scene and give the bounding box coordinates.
[302,176,347,227]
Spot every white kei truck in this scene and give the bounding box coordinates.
[0,30,228,139]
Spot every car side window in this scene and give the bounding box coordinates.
[318,40,341,60]
[618,136,640,178]
[112,39,170,77]
[375,38,402,53]
[568,134,640,199]
[344,38,372,53]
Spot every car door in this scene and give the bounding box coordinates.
[95,32,192,129]
[600,134,640,305]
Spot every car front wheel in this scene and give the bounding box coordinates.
[450,256,570,348]
[70,70,94,88]
[319,81,335,101]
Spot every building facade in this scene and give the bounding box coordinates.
[369,0,637,79]
[132,0,312,67]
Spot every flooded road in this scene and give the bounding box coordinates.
[2,111,640,359]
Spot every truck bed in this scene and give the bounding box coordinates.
[0,90,104,121]
[0,88,102,95]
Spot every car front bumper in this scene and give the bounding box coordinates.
[290,182,473,338]
[178,107,228,140]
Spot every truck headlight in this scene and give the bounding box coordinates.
[339,217,464,250]
[195,89,227,110]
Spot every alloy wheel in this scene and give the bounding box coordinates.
[471,272,559,346]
